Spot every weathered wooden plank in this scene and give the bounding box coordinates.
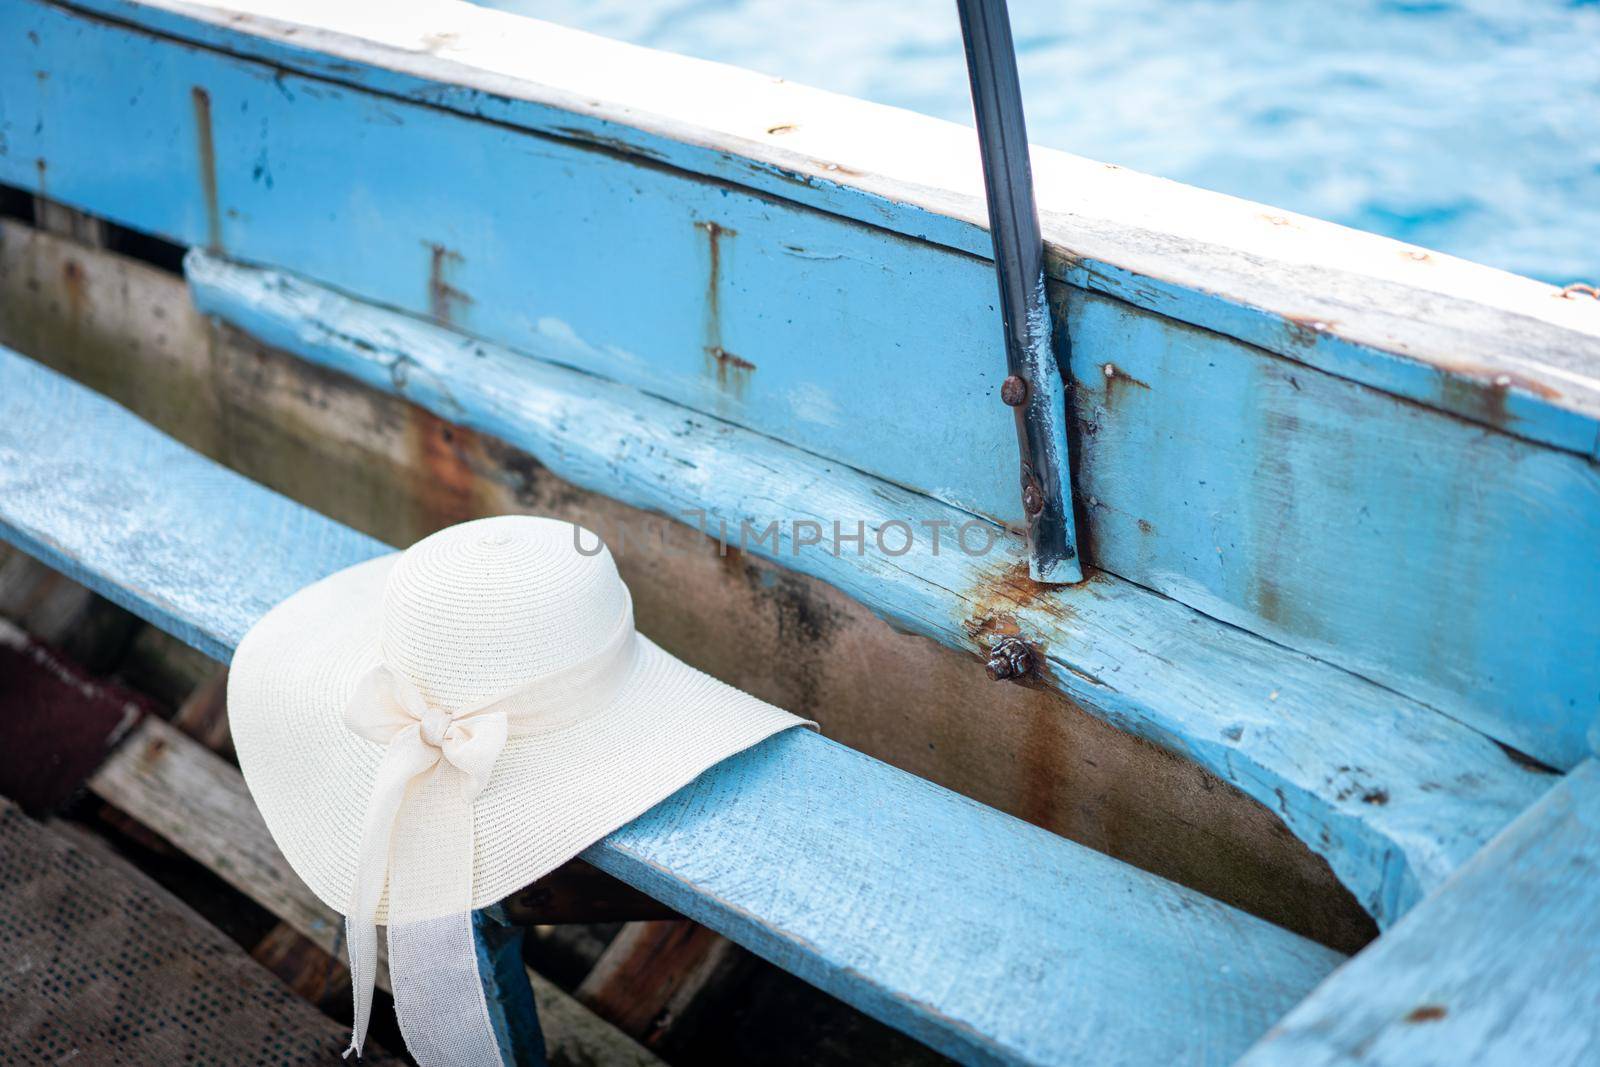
[250,922,352,1012]
[170,664,234,757]
[575,921,742,1049]
[5,1,1596,771]
[1239,759,1600,1067]
[89,717,350,956]
[38,0,1600,452]
[176,260,1551,926]
[1067,289,1600,770]
[0,217,1379,953]
[0,344,1343,1064]
[190,247,1600,775]
[88,716,666,1067]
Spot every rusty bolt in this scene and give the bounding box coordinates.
[986,636,1034,682]
[1021,481,1045,516]
[1000,375,1028,406]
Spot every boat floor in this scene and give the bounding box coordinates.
[0,797,395,1065]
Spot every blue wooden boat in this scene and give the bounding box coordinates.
[0,0,1596,1063]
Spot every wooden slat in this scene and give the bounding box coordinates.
[1239,760,1600,1067]
[87,715,665,1067]
[183,257,1551,926]
[0,345,1343,1064]
[170,665,234,758]
[8,0,1597,772]
[251,922,352,1011]
[576,921,742,1049]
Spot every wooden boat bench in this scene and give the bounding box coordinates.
[1,0,1598,1063]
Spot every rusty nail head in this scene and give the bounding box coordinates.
[986,635,1034,681]
[1022,480,1044,516]
[1000,375,1028,406]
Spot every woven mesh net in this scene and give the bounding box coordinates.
[0,800,394,1065]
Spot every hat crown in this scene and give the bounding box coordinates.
[380,516,628,710]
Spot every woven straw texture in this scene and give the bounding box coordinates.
[228,516,806,919]
[0,799,390,1065]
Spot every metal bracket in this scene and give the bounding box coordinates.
[957,0,1083,584]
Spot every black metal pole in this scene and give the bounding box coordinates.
[956,0,1081,584]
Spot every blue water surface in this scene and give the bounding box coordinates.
[480,0,1599,285]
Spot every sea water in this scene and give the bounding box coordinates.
[482,0,1599,285]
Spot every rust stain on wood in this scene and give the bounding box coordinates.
[959,558,1080,682]
[191,87,222,252]
[406,405,489,531]
[424,242,472,325]
[697,220,753,398]
[1100,361,1151,411]
[1017,687,1073,828]
[705,345,756,392]
[1434,363,1562,435]
[61,258,87,322]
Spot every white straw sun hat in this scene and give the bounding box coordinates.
[228,515,808,1063]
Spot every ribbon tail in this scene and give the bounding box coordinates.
[387,765,502,1065]
[343,915,377,1060]
[345,731,438,1059]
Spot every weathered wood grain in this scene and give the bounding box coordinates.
[0,217,1380,952]
[89,718,350,957]
[1067,289,1600,771]
[0,344,1344,1065]
[170,665,233,757]
[575,921,743,1049]
[1239,760,1600,1067]
[250,922,352,1012]
[4,1,1595,771]
[88,716,665,1067]
[177,258,1551,926]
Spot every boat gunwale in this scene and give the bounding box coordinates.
[43,0,1600,459]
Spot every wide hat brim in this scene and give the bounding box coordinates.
[228,553,806,920]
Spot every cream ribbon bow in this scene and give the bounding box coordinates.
[339,594,636,1063]
[341,665,511,1061]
